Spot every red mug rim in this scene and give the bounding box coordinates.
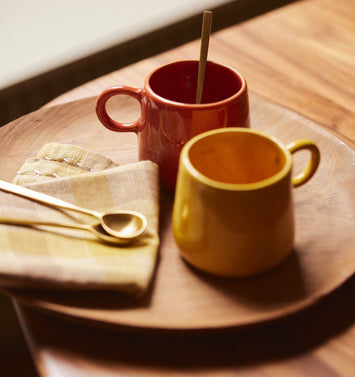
[144,60,247,108]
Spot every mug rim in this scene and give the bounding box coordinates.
[181,128,292,191]
[144,60,247,108]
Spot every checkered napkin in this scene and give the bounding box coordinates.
[0,143,159,295]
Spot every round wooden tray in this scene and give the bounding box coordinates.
[0,96,354,333]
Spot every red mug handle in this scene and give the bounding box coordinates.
[95,86,143,133]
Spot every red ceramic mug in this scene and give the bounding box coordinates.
[96,60,250,191]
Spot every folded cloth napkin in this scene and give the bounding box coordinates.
[0,143,159,295]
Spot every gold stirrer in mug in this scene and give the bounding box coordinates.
[196,11,213,104]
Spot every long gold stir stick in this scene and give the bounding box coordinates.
[196,11,213,104]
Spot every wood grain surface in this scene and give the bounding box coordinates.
[0,0,354,376]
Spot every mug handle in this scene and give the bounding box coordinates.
[286,139,320,187]
[95,86,143,133]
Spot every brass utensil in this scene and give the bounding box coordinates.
[196,10,213,104]
[0,215,138,245]
[0,180,147,243]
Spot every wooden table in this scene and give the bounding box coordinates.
[1,0,354,375]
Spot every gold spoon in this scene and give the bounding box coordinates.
[196,10,213,104]
[0,180,147,243]
[0,216,137,245]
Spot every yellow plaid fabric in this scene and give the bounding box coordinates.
[0,144,159,295]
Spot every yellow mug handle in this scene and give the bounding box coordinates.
[287,139,320,187]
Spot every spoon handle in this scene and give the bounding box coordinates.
[196,11,213,104]
[0,179,100,218]
[0,215,90,231]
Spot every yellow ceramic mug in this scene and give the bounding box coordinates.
[173,128,320,277]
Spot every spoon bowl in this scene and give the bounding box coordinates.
[101,210,147,240]
[0,180,147,243]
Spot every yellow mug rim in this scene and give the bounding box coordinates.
[181,127,292,191]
